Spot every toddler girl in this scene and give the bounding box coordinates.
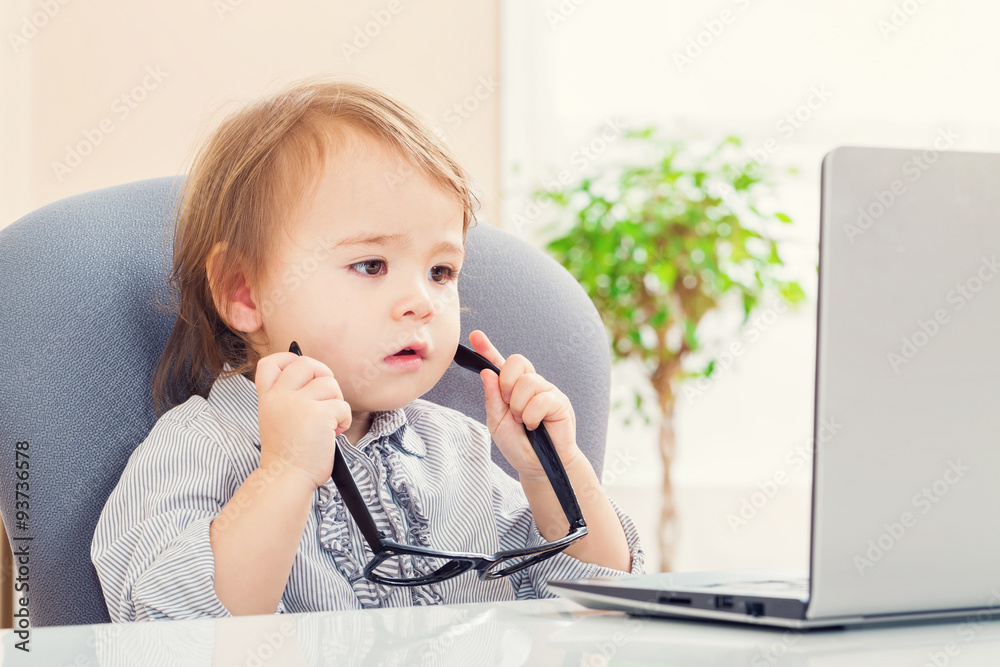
[91,78,644,621]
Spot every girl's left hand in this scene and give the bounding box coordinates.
[469,330,583,479]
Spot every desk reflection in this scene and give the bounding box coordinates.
[4,599,1000,666]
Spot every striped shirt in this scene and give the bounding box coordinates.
[91,367,645,622]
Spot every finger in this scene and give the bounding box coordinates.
[254,352,306,393]
[272,356,335,393]
[326,400,353,437]
[520,390,568,431]
[498,354,536,404]
[480,369,508,426]
[301,375,345,402]
[468,330,507,369]
[508,373,553,423]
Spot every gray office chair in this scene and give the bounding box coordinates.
[0,177,611,628]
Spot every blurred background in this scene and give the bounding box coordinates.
[3,0,1000,599]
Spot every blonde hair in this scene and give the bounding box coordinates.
[153,78,479,416]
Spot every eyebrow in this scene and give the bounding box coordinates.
[333,232,465,258]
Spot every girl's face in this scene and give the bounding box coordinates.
[245,133,466,413]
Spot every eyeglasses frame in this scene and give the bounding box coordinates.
[288,340,588,586]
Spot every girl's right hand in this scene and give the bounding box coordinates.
[254,351,352,489]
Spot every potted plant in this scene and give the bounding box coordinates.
[536,127,805,571]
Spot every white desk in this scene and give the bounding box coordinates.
[3,598,1000,665]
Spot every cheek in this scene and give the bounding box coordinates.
[439,294,462,336]
[310,316,364,372]
[440,304,462,364]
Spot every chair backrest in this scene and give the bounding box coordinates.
[0,177,611,627]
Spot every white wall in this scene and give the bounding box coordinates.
[502,0,1000,572]
[1,0,501,228]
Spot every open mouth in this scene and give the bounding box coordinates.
[386,342,426,360]
[384,343,425,370]
[386,340,427,360]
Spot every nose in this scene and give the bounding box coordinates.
[393,273,435,321]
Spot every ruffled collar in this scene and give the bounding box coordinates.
[317,435,443,608]
[358,409,426,458]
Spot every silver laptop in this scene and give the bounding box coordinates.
[551,145,1000,629]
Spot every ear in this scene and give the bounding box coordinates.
[207,242,263,335]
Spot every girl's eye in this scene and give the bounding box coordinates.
[350,261,458,283]
[429,266,459,285]
[350,259,386,276]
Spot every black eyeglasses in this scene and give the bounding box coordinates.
[288,340,588,586]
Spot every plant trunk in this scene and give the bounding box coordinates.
[657,402,677,572]
[651,362,679,572]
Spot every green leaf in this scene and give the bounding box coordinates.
[683,319,699,352]
[653,263,678,290]
[779,281,807,305]
[775,212,792,223]
[767,241,781,264]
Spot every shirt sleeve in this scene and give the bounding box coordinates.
[487,460,646,600]
[90,416,284,621]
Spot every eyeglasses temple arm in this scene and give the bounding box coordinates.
[288,341,386,554]
[455,344,587,533]
[528,425,588,532]
[332,446,387,553]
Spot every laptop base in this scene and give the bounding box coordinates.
[550,568,1000,630]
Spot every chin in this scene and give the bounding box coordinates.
[384,376,445,411]
[375,396,417,412]
[364,389,422,413]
